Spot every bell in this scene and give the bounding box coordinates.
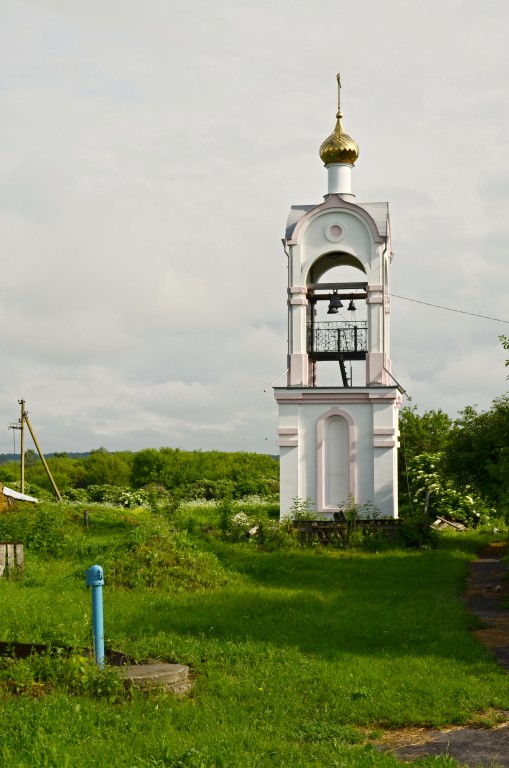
[327,290,343,314]
[347,295,356,312]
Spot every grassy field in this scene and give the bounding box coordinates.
[0,502,507,767]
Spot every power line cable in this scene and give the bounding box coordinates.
[390,294,509,324]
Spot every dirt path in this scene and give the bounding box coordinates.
[380,541,509,767]
[467,541,509,671]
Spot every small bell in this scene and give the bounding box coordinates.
[347,295,356,312]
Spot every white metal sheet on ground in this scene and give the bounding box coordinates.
[2,487,38,503]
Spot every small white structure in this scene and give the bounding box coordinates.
[275,75,400,519]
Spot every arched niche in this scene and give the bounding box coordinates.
[316,408,356,512]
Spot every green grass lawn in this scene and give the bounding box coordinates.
[0,504,507,767]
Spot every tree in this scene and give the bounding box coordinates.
[406,452,491,525]
[398,405,453,496]
[24,449,39,468]
[501,335,509,377]
[131,448,166,488]
[83,449,133,487]
[443,395,509,511]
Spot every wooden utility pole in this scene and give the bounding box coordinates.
[12,400,62,502]
[19,399,25,494]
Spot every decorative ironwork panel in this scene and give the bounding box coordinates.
[307,321,368,355]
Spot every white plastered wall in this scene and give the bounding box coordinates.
[275,388,400,519]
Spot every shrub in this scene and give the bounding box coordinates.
[0,503,66,557]
[406,453,492,526]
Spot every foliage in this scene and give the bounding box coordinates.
[399,404,454,458]
[339,494,381,521]
[398,404,453,491]
[398,400,508,524]
[286,496,316,520]
[1,447,278,504]
[501,334,509,372]
[107,523,232,591]
[443,395,509,515]
[20,454,87,495]
[78,484,148,507]
[0,503,66,557]
[332,496,385,548]
[217,494,297,549]
[131,447,278,499]
[405,452,492,526]
[253,516,297,550]
[82,448,134,488]
[0,651,124,701]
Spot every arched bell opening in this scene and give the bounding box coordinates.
[305,253,368,387]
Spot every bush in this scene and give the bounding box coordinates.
[405,453,492,526]
[0,503,66,557]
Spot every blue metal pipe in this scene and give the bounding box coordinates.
[84,565,105,667]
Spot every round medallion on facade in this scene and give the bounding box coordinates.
[325,223,344,242]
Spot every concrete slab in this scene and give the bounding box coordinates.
[117,663,193,695]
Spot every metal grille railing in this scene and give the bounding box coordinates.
[307,321,368,355]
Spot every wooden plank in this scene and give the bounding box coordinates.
[15,544,24,576]
[0,545,6,577]
[7,544,14,575]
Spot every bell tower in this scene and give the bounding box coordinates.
[275,75,400,519]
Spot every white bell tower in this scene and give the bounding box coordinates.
[275,75,400,519]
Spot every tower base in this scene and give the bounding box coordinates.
[274,386,400,520]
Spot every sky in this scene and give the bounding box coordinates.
[0,0,508,455]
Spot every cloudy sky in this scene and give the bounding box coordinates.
[1,0,508,454]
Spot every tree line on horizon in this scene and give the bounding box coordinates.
[0,447,279,501]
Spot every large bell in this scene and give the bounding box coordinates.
[327,290,343,314]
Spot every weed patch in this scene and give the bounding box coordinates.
[0,651,124,701]
[107,527,232,591]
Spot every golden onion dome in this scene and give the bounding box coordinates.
[319,74,359,166]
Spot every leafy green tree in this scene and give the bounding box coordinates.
[399,405,453,462]
[0,461,19,485]
[406,452,491,525]
[131,447,278,499]
[398,405,453,506]
[131,448,166,487]
[443,395,509,511]
[26,454,86,494]
[24,449,39,468]
[83,448,133,487]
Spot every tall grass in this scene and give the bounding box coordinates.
[0,503,507,767]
